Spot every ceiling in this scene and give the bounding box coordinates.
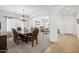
[0,5,50,17]
[0,5,78,18]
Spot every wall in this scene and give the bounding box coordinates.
[7,18,24,32]
[27,16,49,32]
[49,6,58,42]
[0,10,19,34]
[76,11,79,38]
[53,6,77,35]
[60,15,77,35]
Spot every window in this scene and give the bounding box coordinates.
[7,18,24,32]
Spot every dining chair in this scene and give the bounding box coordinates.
[12,28,19,45]
[12,28,28,45]
[25,27,39,47]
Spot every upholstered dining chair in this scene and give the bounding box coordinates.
[25,27,39,47]
[12,28,28,45]
[12,28,19,45]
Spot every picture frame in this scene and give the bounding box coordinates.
[36,21,40,25]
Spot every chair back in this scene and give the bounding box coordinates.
[32,27,39,40]
[17,27,22,31]
[35,28,39,37]
[12,28,18,37]
[26,27,39,47]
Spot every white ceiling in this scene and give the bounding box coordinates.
[0,5,49,17]
[0,5,78,18]
[51,5,79,16]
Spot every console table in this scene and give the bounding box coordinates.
[0,35,7,52]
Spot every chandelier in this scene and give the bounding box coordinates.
[19,9,27,21]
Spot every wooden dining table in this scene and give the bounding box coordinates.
[23,32,33,41]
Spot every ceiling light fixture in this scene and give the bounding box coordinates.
[19,9,27,21]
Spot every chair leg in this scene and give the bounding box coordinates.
[16,39,19,45]
[13,37,15,41]
[32,40,34,47]
[26,36,29,44]
[15,38,17,43]
[25,39,28,44]
[36,37,38,45]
